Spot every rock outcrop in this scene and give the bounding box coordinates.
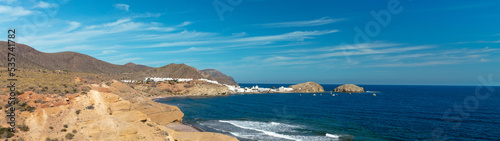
[201,69,238,86]
[2,80,237,141]
[185,82,231,96]
[334,84,365,93]
[289,82,325,93]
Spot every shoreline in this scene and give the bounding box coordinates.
[150,91,333,101]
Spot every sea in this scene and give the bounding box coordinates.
[155,84,500,141]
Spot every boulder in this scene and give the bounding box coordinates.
[333,84,364,93]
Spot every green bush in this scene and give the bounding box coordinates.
[86,105,94,110]
[18,125,30,132]
[0,127,14,138]
[65,133,74,140]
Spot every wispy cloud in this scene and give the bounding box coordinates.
[235,43,436,68]
[0,0,17,4]
[33,1,58,8]
[65,21,81,32]
[365,60,463,68]
[158,47,217,54]
[371,53,434,61]
[0,5,33,16]
[453,40,500,44]
[114,4,130,11]
[145,30,338,48]
[258,17,344,28]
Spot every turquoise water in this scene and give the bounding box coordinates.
[156,84,500,141]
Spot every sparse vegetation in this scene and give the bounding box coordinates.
[61,129,67,132]
[72,130,77,134]
[45,138,59,141]
[0,126,14,138]
[75,109,81,115]
[86,105,94,110]
[65,133,74,140]
[64,124,68,128]
[18,124,30,132]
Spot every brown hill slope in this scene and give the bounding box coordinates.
[201,69,238,86]
[0,41,238,85]
[127,63,239,85]
[0,41,152,74]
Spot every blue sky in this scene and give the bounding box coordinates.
[1,0,500,85]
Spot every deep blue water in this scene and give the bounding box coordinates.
[156,84,500,141]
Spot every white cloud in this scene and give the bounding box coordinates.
[0,5,33,16]
[479,58,489,62]
[365,61,463,68]
[18,18,194,52]
[0,5,33,23]
[145,30,338,48]
[454,40,500,44]
[258,17,345,28]
[114,4,129,11]
[0,0,17,4]
[371,53,434,61]
[98,50,118,56]
[65,21,81,32]
[159,47,217,54]
[131,12,162,18]
[33,1,58,8]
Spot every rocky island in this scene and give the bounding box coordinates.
[289,82,325,93]
[333,84,365,93]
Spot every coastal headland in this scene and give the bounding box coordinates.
[0,42,326,140]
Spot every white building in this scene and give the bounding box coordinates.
[121,80,136,83]
[198,78,219,84]
[278,86,293,92]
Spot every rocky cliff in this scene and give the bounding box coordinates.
[333,84,365,93]
[289,82,325,93]
[201,69,238,86]
[0,80,237,141]
[185,82,231,96]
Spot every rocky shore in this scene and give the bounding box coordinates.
[0,80,237,141]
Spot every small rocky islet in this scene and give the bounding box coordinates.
[333,84,365,93]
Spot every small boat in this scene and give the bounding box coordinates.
[320,94,322,96]
[300,94,302,96]
[349,93,351,95]
[313,94,316,96]
[332,94,335,96]
[373,93,376,96]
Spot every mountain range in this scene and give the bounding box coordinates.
[0,41,238,85]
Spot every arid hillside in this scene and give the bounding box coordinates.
[0,41,238,85]
[0,68,237,140]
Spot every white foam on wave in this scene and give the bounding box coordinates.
[325,133,340,138]
[202,120,342,141]
[219,120,299,141]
